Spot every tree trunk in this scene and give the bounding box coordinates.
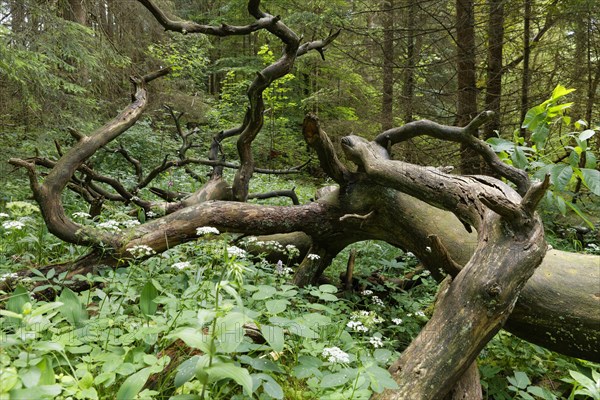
[519,0,532,140]
[381,0,395,131]
[456,0,480,174]
[483,0,503,141]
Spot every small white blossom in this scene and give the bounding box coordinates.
[361,289,373,296]
[0,213,10,218]
[246,236,257,243]
[146,211,157,218]
[0,272,18,282]
[121,219,141,228]
[347,320,369,332]
[97,220,121,232]
[369,336,384,348]
[392,318,403,325]
[128,244,155,258]
[307,253,320,261]
[285,244,297,252]
[373,316,385,324]
[172,261,191,270]
[227,246,246,258]
[415,310,426,318]
[425,246,432,253]
[196,226,220,236]
[322,347,350,364]
[372,295,384,307]
[405,252,415,258]
[72,211,91,219]
[2,220,25,231]
[359,310,370,317]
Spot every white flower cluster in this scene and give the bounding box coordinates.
[72,211,91,219]
[361,289,373,296]
[97,220,121,232]
[128,244,155,258]
[347,320,369,332]
[415,310,426,318]
[372,295,385,307]
[369,336,384,348]
[307,253,320,261]
[172,261,191,270]
[0,272,18,282]
[2,220,25,231]
[196,226,220,236]
[121,219,141,228]
[146,211,157,218]
[392,318,403,325]
[227,246,247,258]
[0,213,10,218]
[322,347,350,364]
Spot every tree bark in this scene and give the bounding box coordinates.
[519,0,532,140]
[381,0,395,131]
[483,0,503,141]
[456,0,480,174]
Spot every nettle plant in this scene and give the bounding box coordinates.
[487,85,599,227]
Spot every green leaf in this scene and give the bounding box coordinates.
[215,312,251,353]
[555,195,567,216]
[206,363,253,396]
[511,147,528,169]
[31,301,63,317]
[550,164,573,191]
[320,370,352,388]
[365,365,399,393]
[260,374,284,399]
[551,84,575,100]
[566,202,595,229]
[486,137,514,153]
[140,281,158,316]
[6,285,30,315]
[265,299,289,314]
[579,129,596,142]
[581,168,600,196]
[9,385,62,399]
[116,367,153,400]
[0,309,23,319]
[59,287,88,325]
[174,356,200,388]
[169,328,210,353]
[260,324,285,353]
[318,284,338,293]
[252,285,277,300]
[508,371,530,390]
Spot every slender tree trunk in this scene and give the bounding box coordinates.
[483,0,504,140]
[402,0,417,125]
[456,0,480,174]
[382,0,395,131]
[519,0,531,140]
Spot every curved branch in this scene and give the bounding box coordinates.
[374,111,530,195]
[137,0,278,36]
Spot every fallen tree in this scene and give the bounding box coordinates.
[4,0,600,398]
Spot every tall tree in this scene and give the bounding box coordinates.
[519,0,532,139]
[483,0,504,141]
[381,0,395,131]
[455,0,480,173]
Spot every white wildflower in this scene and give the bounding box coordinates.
[361,289,373,296]
[359,310,370,317]
[0,213,10,218]
[369,336,384,348]
[172,261,191,270]
[322,347,350,364]
[392,318,403,325]
[72,211,91,219]
[196,226,220,236]
[307,253,320,261]
[347,320,369,332]
[0,272,18,282]
[415,310,426,318]
[121,219,141,228]
[373,315,385,324]
[372,295,384,307]
[407,313,413,317]
[2,220,25,231]
[285,244,297,252]
[146,211,157,218]
[405,252,415,258]
[227,246,246,258]
[97,220,121,232]
[246,236,257,243]
[128,244,155,258]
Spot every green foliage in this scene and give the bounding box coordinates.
[487,85,599,227]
